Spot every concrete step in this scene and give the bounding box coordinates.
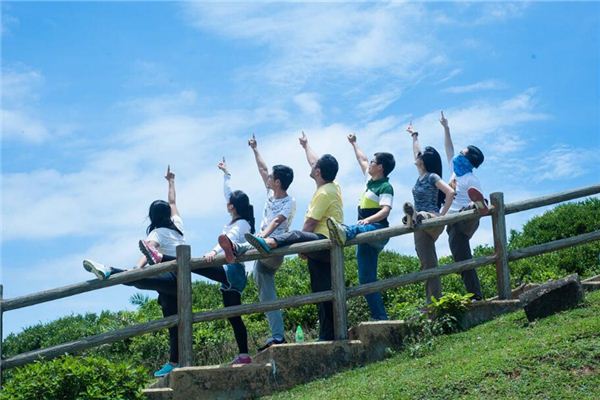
[161,363,275,400]
[254,340,366,390]
[142,387,173,400]
[348,320,410,361]
[143,301,528,399]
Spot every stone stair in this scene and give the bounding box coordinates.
[143,300,522,400]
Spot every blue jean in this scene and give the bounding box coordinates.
[345,223,389,320]
[254,260,285,341]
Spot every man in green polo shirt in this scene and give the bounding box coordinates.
[327,133,395,320]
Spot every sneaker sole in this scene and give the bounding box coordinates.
[467,188,490,216]
[326,218,346,246]
[257,339,287,352]
[139,240,157,265]
[83,260,108,280]
[403,203,415,228]
[244,233,271,255]
[218,235,236,264]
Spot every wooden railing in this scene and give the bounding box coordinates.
[1,184,599,385]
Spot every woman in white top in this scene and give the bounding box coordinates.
[82,166,186,378]
[199,158,255,365]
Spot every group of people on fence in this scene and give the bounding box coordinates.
[82,111,489,377]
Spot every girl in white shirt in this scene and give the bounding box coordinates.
[82,166,186,378]
[199,159,255,365]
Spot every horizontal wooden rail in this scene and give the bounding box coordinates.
[1,290,333,370]
[2,184,599,374]
[508,230,600,261]
[1,208,484,313]
[2,261,177,312]
[504,184,600,215]
[2,315,178,370]
[347,255,497,298]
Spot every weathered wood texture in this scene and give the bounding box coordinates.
[491,192,511,299]
[2,315,178,370]
[508,230,600,261]
[2,290,335,370]
[176,245,193,367]
[330,244,348,340]
[504,184,600,215]
[2,185,599,372]
[347,255,497,298]
[0,209,485,313]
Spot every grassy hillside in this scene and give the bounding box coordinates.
[266,290,600,400]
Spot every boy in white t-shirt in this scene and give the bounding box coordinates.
[440,111,487,300]
[219,135,296,351]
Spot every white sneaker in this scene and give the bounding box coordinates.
[83,259,111,280]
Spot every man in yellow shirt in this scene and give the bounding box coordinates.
[245,132,343,340]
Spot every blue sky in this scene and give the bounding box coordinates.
[2,2,599,338]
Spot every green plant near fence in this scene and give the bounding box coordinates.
[0,355,148,400]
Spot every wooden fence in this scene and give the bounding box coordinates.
[1,184,599,385]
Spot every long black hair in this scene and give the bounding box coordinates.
[420,146,445,209]
[146,200,183,236]
[229,190,255,234]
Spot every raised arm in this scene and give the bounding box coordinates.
[248,133,270,187]
[406,123,421,160]
[217,157,232,202]
[347,133,369,175]
[299,131,319,168]
[440,111,454,166]
[165,165,179,217]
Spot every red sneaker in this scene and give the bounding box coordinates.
[139,240,163,265]
[231,353,252,365]
[218,234,236,264]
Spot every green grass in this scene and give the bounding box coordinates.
[266,290,600,400]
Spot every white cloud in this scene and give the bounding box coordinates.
[476,3,530,24]
[1,66,70,144]
[1,67,43,103]
[183,3,436,89]
[409,89,549,151]
[293,92,322,120]
[443,79,507,94]
[1,108,50,143]
[534,145,600,182]
[357,89,403,120]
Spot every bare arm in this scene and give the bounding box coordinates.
[440,111,454,166]
[217,158,232,202]
[347,133,369,175]
[260,214,287,237]
[406,123,421,160]
[299,131,319,168]
[248,134,270,187]
[436,179,455,216]
[165,165,179,217]
[302,217,319,233]
[359,205,391,225]
[135,254,149,269]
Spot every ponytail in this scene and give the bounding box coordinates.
[229,191,255,234]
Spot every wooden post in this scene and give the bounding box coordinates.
[176,245,193,367]
[330,243,348,340]
[491,192,511,299]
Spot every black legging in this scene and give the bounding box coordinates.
[113,260,249,363]
[194,266,249,354]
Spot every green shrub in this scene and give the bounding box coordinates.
[0,356,148,400]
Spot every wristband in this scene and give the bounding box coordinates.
[411,132,419,137]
